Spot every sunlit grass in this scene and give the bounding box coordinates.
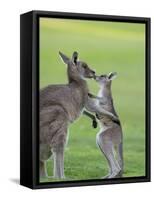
[39,18,145,182]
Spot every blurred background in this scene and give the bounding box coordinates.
[39,18,145,182]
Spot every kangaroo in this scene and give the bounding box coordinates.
[40,51,98,179]
[86,72,123,178]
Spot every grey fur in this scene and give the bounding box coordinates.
[39,51,96,179]
[86,72,123,178]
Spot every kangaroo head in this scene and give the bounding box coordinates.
[95,72,117,87]
[59,51,95,80]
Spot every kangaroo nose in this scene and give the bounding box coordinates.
[91,70,95,74]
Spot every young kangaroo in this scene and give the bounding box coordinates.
[40,51,96,179]
[86,72,123,178]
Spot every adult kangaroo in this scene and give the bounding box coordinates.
[40,51,96,179]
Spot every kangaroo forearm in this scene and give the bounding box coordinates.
[83,110,97,128]
[98,107,114,118]
[83,110,96,121]
[83,110,96,120]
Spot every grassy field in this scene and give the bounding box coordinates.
[39,18,145,182]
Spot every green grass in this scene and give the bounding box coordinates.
[39,18,145,182]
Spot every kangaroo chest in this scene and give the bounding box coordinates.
[96,91,111,111]
[96,89,114,126]
[66,87,86,123]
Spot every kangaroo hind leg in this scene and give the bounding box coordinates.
[116,142,123,177]
[50,115,68,179]
[52,147,65,179]
[97,131,121,179]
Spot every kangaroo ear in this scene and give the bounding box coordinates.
[72,51,78,65]
[108,72,117,80]
[59,51,70,64]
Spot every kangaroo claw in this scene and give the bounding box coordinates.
[92,120,97,128]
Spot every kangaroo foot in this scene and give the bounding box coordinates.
[107,169,121,178]
[116,170,123,178]
[101,174,111,179]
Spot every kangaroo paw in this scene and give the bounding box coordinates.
[92,120,97,128]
